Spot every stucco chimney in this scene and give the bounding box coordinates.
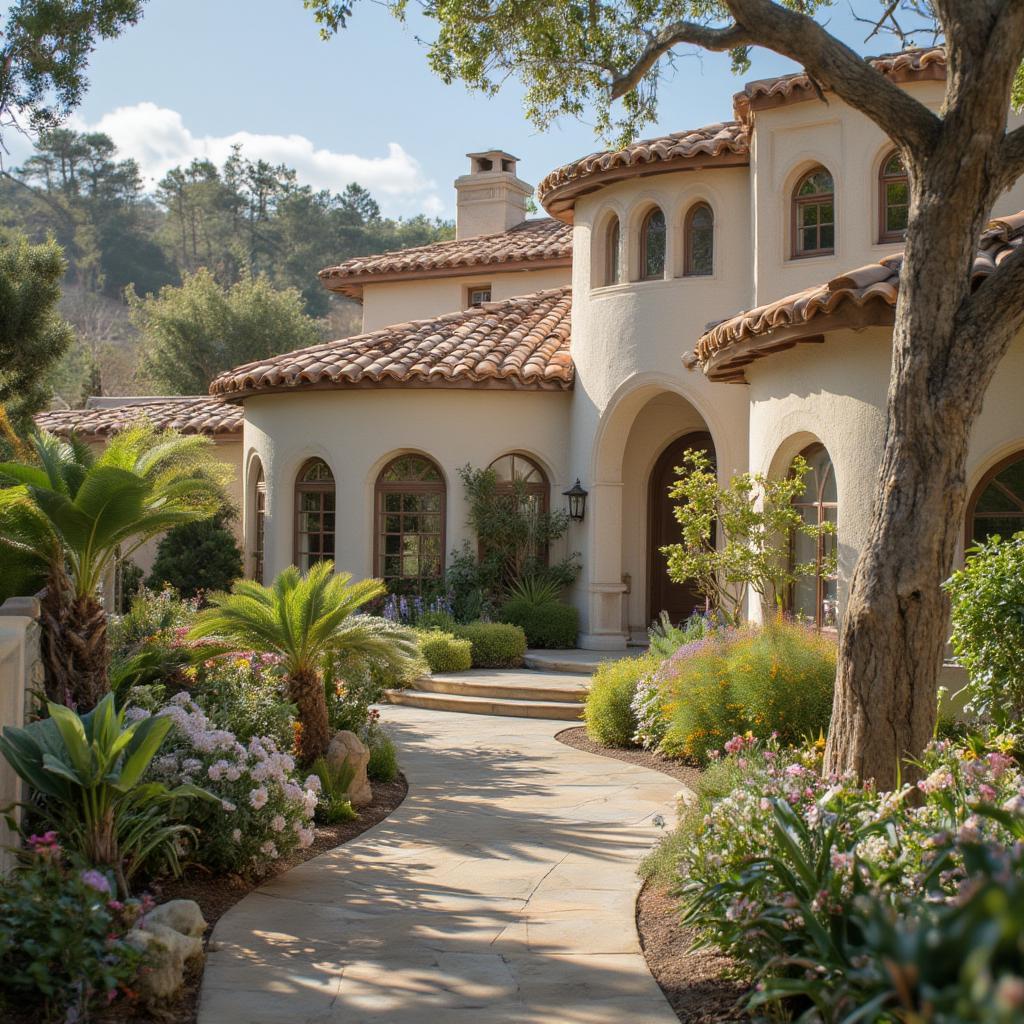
[454,150,532,239]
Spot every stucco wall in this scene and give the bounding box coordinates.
[359,266,571,333]
[242,388,573,585]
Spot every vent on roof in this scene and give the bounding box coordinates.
[456,149,533,240]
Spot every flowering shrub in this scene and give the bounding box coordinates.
[665,731,1024,1019]
[584,652,660,747]
[0,833,147,1020]
[146,694,318,877]
[637,620,834,764]
[382,592,454,626]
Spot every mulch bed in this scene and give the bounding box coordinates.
[554,727,748,1023]
[81,775,409,1024]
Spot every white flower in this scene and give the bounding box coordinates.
[298,828,315,849]
[225,765,241,782]
[304,774,323,794]
[221,800,236,813]
[271,815,286,833]
[125,706,150,722]
[260,840,279,859]
[249,787,269,810]
[303,791,318,816]
[231,829,242,843]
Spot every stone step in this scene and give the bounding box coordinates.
[384,688,584,721]
[523,649,641,674]
[415,672,587,704]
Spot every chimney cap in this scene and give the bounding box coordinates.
[466,149,521,174]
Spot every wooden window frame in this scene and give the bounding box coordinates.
[605,217,621,286]
[487,452,550,566]
[467,284,492,308]
[788,443,839,629]
[254,466,266,584]
[639,207,667,281]
[878,149,910,244]
[294,458,336,571]
[374,455,447,593]
[964,450,1024,548]
[791,168,836,259]
[683,201,714,277]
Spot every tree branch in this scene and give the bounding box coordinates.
[955,239,1024,379]
[999,125,1024,194]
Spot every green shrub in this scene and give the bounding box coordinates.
[584,652,660,747]
[416,629,473,673]
[453,622,527,668]
[109,586,198,656]
[945,532,1024,726]
[658,620,835,764]
[367,731,399,783]
[647,610,710,659]
[310,755,357,824]
[147,515,243,599]
[500,598,578,648]
[417,609,458,632]
[0,840,147,1020]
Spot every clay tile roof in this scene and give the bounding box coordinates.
[318,218,573,299]
[733,46,946,121]
[692,209,1024,382]
[34,397,243,440]
[537,122,750,222]
[209,287,574,400]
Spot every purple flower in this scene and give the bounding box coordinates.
[80,869,112,894]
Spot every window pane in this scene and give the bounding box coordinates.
[690,227,714,275]
[800,204,819,228]
[384,492,401,513]
[643,209,666,279]
[973,514,1024,543]
[802,226,819,252]
[607,219,620,285]
[819,224,835,250]
[384,514,401,533]
[819,202,834,226]
[884,152,904,176]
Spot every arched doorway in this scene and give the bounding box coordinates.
[647,431,715,624]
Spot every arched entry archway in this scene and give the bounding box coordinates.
[647,431,715,623]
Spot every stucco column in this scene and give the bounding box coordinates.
[579,480,628,650]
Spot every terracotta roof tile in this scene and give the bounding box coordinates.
[692,210,1024,382]
[537,122,750,222]
[35,397,243,439]
[733,47,946,121]
[210,288,574,399]
[319,219,572,298]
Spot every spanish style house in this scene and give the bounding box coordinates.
[39,48,1024,651]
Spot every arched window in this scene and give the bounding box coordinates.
[640,207,667,280]
[605,217,621,286]
[375,454,446,592]
[879,149,910,242]
[790,444,838,627]
[792,167,835,258]
[254,465,266,584]
[966,451,1024,546]
[488,452,550,564]
[295,458,335,572]
[684,202,714,277]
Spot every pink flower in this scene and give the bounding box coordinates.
[249,787,269,810]
[978,784,998,802]
[80,869,111,894]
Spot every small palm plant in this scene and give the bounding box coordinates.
[188,562,417,763]
[0,425,228,709]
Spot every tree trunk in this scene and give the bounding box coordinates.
[40,568,110,711]
[288,668,331,765]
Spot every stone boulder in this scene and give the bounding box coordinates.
[127,899,207,1002]
[326,729,373,806]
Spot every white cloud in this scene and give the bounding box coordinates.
[72,102,446,218]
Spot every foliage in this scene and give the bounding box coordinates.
[645,620,836,764]
[147,693,318,877]
[0,694,208,895]
[663,731,1024,1020]
[442,543,494,623]
[945,532,1024,727]
[0,235,74,438]
[367,730,399,783]
[109,585,199,654]
[0,833,147,1022]
[129,269,320,395]
[0,1,146,139]
[453,621,527,668]
[500,597,578,649]
[147,513,244,598]
[647,610,711,660]
[309,755,357,824]
[416,628,473,673]
[381,590,455,627]
[504,575,564,607]
[662,449,834,625]
[583,652,660,747]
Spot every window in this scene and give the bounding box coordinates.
[879,150,910,242]
[467,285,492,307]
[254,466,266,584]
[792,168,835,258]
[966,452,1024,546]
[789,444,838,627]
[375,454,446,592]
[294,459,335,572]
[605,217,621,286]
[640,207,667,280]
[487,453,550,567]
[684,202,714,277]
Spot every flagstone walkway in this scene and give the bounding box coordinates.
[198,700,685,1023]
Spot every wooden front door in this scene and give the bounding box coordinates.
[648,431,715,626]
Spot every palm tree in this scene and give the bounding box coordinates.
[0,425,228,709]
[188,562,417,763]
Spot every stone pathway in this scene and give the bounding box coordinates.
[199,700,685,1024]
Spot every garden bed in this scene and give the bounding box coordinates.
[555,727,746,1023]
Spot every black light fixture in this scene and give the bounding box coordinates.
[562,478,588,522]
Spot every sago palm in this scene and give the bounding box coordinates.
[0,425,228,709]
[189,562,411,763]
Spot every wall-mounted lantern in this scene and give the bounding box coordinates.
[562,479,588,522]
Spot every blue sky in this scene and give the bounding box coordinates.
[7,0,885,218]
